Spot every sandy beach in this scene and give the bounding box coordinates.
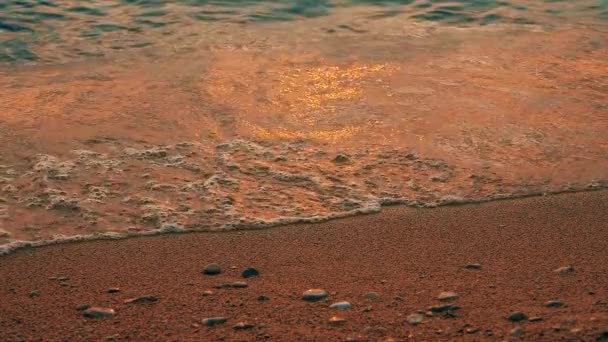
[1,190,607,341]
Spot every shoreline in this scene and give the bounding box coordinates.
[2,184,607,257]
[1,190,608,341]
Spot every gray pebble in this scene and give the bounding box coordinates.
[203,263,222,275]
[545,300,564,308]
[507,312,528,322]
[330,301,352,310]
[242,267,259,278]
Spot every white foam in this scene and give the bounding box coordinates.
[1,182,606,257]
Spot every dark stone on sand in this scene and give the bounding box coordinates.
[302,289,328,301]
[28,290,41,298]
[233,322,255,330]
[242,267,259,278]
[428,304,460,313]
[406,313,424,326]
[107,288,121,293]
[554,265,574,274]
[257,295,270,301]
[76,304,91,311]
[83,307,116,318]
[529,316,543,322]
[330,301,352,310]
[203,263,222,275]
[124,296,159,304]
[213,283,232,289]
[507,312,528,322]
[364,292,380,300]
[203,317,227,326]
[544,300,564,308]
[464,263,481,269]
[232,282,248,288]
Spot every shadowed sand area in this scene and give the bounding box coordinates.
[1,191,608,341]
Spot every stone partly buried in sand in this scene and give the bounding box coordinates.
[328,316,347,325]
[203,263,222,275]
[302,289,328,301]
[83,307,116,318]
[406,313,425,326]
[436,291,459,301]
[554,265,574,274]
[124,296,159,304]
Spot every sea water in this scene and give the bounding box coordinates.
[0,0,607,254]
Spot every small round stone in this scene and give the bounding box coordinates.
[302,289,328,301]
[545,300,564,308]
[257,295,270,301]
[406,313,424,326]
[107,288,120,294]
[203,263,222,275]
[242,267,259,278]
[83,307,116,318]
[28,290,41,298]
[202,317,227,326]
[507,312,528,322]
[201,290,214,296]
[529,316,543,322]
[329,301,352,310]
[437,291,459,301]
[464,264,481,269]
[231,282,248,288]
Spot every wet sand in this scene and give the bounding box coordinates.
[1,190,607,341]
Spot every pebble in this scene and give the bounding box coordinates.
[83,307,116,318]
[428,304,460,313]
[232,282,248,288]
[437,291,459,301]
[511,327,523,337]
[333,154,350,164]
[302,289,328,301]
[529,316,543,322]
[124,296,159,304]
[544,300,564,308]
[28,290,41,298]
[233,322,255,330]
[364,292,380,300]
[202,317,227,326]
[203,263,222,275]
[257,295,270,301]
[201,290,214,296]
[554,265,574,274]
[242,267,259,278]
[107,288,120,294]
[507,312,528,322]
[76,304,91,311]
[464,263,481,269]
[328,316,347,325]
[330,301,352,310]
[406,313,424,326]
